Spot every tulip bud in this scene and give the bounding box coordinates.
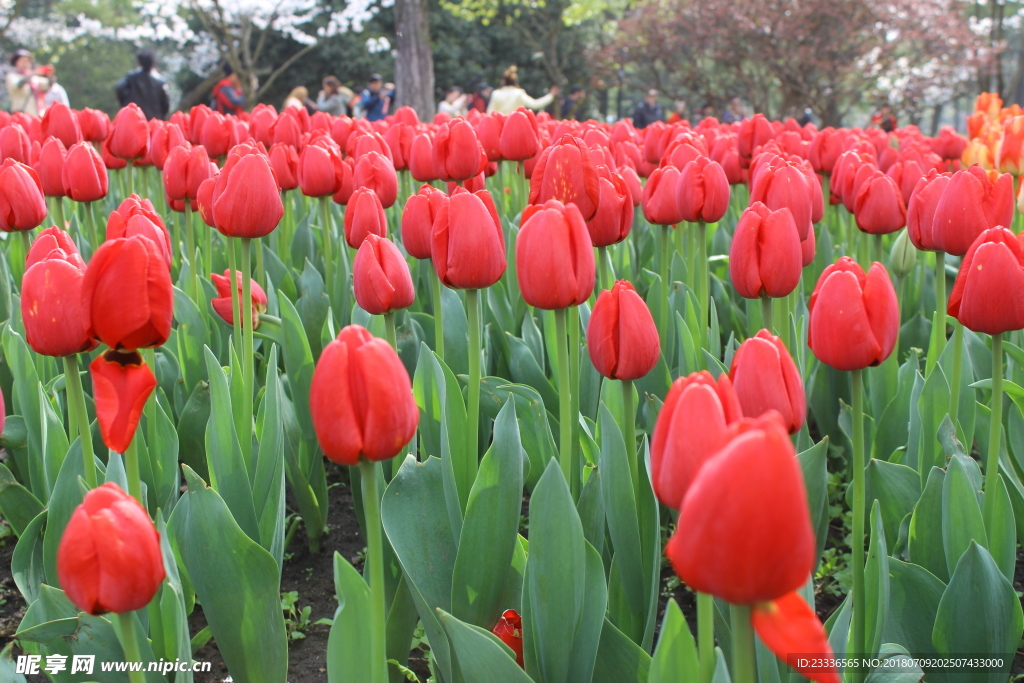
[642,165,684,226]
[353,151,399,209]
[808,257,899,371]
[529,135,601,220]
[310,325,418,464]
[492,609,524,668]
[587,280,660,380]
[163,143,213,205]
[651,371,742,510]
[78,108,110,142]
[269,143,298,191]
[297,137,345,197]
[517,200,595,310]
[930,164,1013,256]
[433,119,484,182]
[586,167,633,247]
[272,114,303,150]
[209,142,284,238]
[402,185,448,260]
[906,170,951,252]
[888,229,917,278]
[108,103,150,160]
[500,109,540,162]
[62,141,108,203]
[729,202,802,300]
[211,270,268,329]
[82,235,174,350]
[57,482,165,615]
[666,413,815,604]
[0,159,46,232]
[854,170,906,235]
[749,158,816,240]
[36,137,67,197]
[675,156,730,224]
[0,123,31,164]
[344,187,388,249]
[353,234,415,315]
[729,330,806,434]
[431,188,506,290]
[948,227,1024,335]
[21,227,95,357]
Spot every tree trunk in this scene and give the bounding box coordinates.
[394,0,435,120]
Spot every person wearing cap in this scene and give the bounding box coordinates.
[115,50,170,120]
[359,74,393,122]
[212,63,246,116]
[6,49,51,115]
[632,89,664,129]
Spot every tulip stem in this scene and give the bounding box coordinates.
[430,267,445,361]
[697,221,708,350]
[55,197,67,232]
[949,320,964,433]
[659,225,671,349]
[697,592,714,683]
[385,312,397,351]
[241,238,255,463]
[226,238,243,356]
[984,333,1004,523]
[569,306,580,498]
[555,307,572,486]
[467,289,482,476]
[86,201,100,251]
[935,250,947,345]
[760,295,773,335]
[184,203,199,305]
[597,246,611,292]
[851,367,866,683]
[115,612,147,683]
[124,437,143,504]
[319,197,336,316]
[358,459,387,683]
[621,379,638,502]
[203,214,213,278]
[127,163,135,197]
[729,604,755,683]
[64,354,96,489]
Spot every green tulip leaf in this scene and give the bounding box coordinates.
[326,552,374,683]
[908,467,948,582]
[881,559,944,658]
[590,617,652,683]
[941,454,987,578]
[648,599,699,683]
[438,608,532,683]
[11,510,46,605]
[0,462,43,537]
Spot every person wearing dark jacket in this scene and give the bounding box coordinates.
[115,50,170,120]
[632,89,664,129]
[211,63,246,116]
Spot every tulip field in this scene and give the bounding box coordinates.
[0,93,1023,683]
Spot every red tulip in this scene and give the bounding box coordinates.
[89,349,158,454]
[78,108,110,142]
[586,166,633,247]
[0,123,31,163]
[106,210,172,267]
[269,143,299,191]
[808,257,899,371]
[344,187,388,249]
[931,126,967,161]
[57,482,164,614]
[402,185,448,260]
[752,592,840,683]
[801,224,816,267]
[492,609,525,668]
[297,137,344,197]
[930,164,1013,256]
[906,170,951,252]
[209,142,284,238]
[108,104,150,160]
[676,156,730,223]
[353,234,415,315]
[433,119,483,182]
[409,133,440,183]
[651,371,742,510]
[211,270,268,329]
[249,104,278,147]
[310,325,418,465]
[353,151,398,209]
[517,200,595,309]
[101,136,127,170]
[0,159,46,232]
[271,114,303,150]
[331,156,355,206]
[749,158,815,240]
[642,165,684,225]
[36,137,67,197]
[476,113,505,161]
[41,103,81,148]
[82,235,173,350]
[163,142,213,206]
[587,280,660,380]
[729,202,802,300]
[666,413,815,604]
[528,135,601,221]
[500,109,540,161]
[738,113,775,158]
[948,227,1024,335]
[22,227,94,357]
[62,141,108,203]
[150,122,187,172]
[854,170,906,234]
[431,187,506,290]
[729,330,805,434]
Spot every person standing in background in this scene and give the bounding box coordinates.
[560,85,587,120]
[43,66,69,108]
[632,89,663,129]
[871,104,897,132]
[359,74,393,121]
[316,76,353,116]
[115,50,170,120]
[211,63,246,116]
[283,86,313,112]
[722,96,747,124]
[437,86,468,118]
[667,99,688,125]
[468,83,491,113]
[487,66,559,115]
[7,49,51,116]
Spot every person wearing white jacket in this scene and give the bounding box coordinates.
[487,65,559,115]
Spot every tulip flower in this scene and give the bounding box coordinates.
[587,280,660,382]
[853,170,906,235]
[384,121,413,170]
[517,200,595,310]
[208,142,284,239]
[408,133,440,183]
[344,187,388,249]
[108,103,150,161]
[931,125,967,161]
[0,159,46,232]
[529,135,601,221]
[729,202,802,305]
[947,227,1024,336]
[431,188,505,290]
[729,330,805,433]
[62,141,108,203]
[0,123,31,164]
[500,109,540,161]
[89,349,158,455]
[492,609,524,668]
[476,113,505,161]
[41,103,81,148]
[906,170,951,252]
[57,482,165,614]
[211,270,268,329]
[36,137,67,197]
[78,108,110,142]
[21,227,93,357]
[996,115,1024,175]
[249,105,277,147]
[749,158,815,240]
[650,370,742,511]
[433,118,484,182]
[163,142,213,204]
[200,111,233,158]
[269,142,299,191]
[930,164,1013,257]
[271,114,303,149]
[402,185,448,261]
[353,234,415,320]
[675,156,730,224]
[82,235,174,351]
[101,136,127,170]
[751,592,840,683]
[353,151,399,209]
[148,121,186,171]
[106,211,173,267]
[297,137,345,197]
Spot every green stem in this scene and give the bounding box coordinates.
[115,612,147,683]
[467,289,481,479]
[64,355,96,489]
[729,604,755,683]
[697,221,708,350]
[697,592,714,683]
[385,311,397,350]
[203,214,213,277]
[598,245,611,292]
[127,163,135,197]
[659,225,671,347]
[569,306,580,498]
[984,333,1004,523]
[185,203,199,304]
[227,240,242,355]
[431,267,445,361]
[874,234,883,265]
[241,238,255,463]
[622,379,638,503]
[851,367,866,683]
[935,250,947,345]
[320,196,336,314]
[359,459,387,683]
[124,437,142,504]
[86,201,100,250]
[949,320,964,431]
[55,197,67,233]
[555,307,572,485]
[761,295,773,334]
